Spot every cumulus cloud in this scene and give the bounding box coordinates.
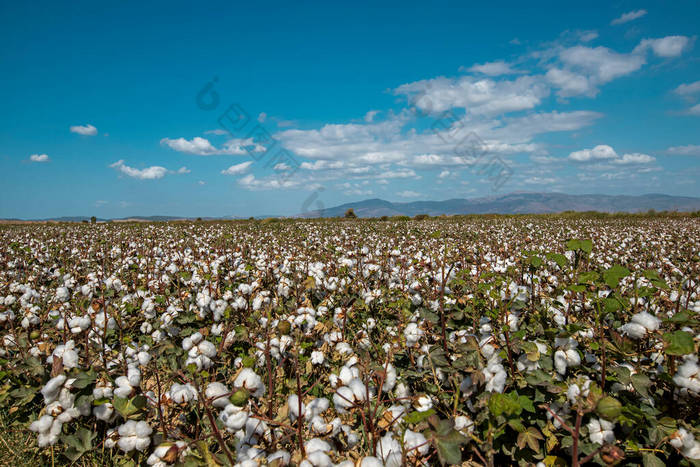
[547,45,646,97]
[611,9,647,26]
[364,110,380,122]
[29,154,50,163]
[221,161,253,175]
[569,145,618,162]
[177,166,191,174]
[568,145,655,165]
[635,36,692,58]
[160,137,265,156]
[688,103,700,116]
[394,75,549,115]
[70,124,98,136]
[667,144,700,156]
[674,80,700,96]
[396,190,421,198]
[109,160,168,180]
[464,60,517,76]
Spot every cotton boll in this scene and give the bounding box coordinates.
[205,382,230,408]
[631,312,661,331]
[404,429,430,457]
[169,383,197,404]
[117,420,152,452]
[288,394,306,422]
[219,404,249,431]
[41,375,67,403]
[587,418,615,445]
[359,457,383,467]
[619,322,648,339]
[267,450,291,465]
[233,368,265,397]
[333,386,356,413]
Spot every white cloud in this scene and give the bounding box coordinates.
[221,161,253,175]
[667,144,700,156]
[688,103,700,116]
[110,160,168,180]
[258,112,267,123]
[161,136,265,156]
[613,153,655,165]
[395,75,549,115]
[611,9,647,26]
[70,124,98,136]
[204,129,229,135]
[465,60,516,76]
[579,31,599,43]
[674,80,700,96]
[554,45,646,96]
[396,190,421,198]
[523,176,557,184]
[29,153,50,162]
[177,166,191,174]
[568,145,655,165]
[438,170,451,179]
[364,110,380,122]
[635,36,691,58]
[569,145,619,162]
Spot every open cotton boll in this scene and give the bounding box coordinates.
[403,429,430,457]
[169,383,197,404]
[41,374,67,403]
[554,349,581,375]
[233,368,265,397]
[587,418,615,445]
[376,432,403,467]
[620,322,647,339]
[299,451,333,467]
[267,450,291,465]
[219,403,249,431]
[117,420,152,452]
[673,355,700,394]
[205,382,230,408]
[333,386,356,413]
[358,457,383,467]
[288,394,305,422]
[631,311,661,331]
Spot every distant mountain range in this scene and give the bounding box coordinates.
[298,192,700,218]
[2,193,699,222]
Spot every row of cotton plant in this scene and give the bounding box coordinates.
[0,216,699,466]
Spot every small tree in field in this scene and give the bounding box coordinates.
[344,208,357,219]
[90,216,97,224]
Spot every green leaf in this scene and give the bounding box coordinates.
[518,395,535,413]
[435,439,462,466]
[603,265,630,289]
[546,253,568,269]
[631,373,652,398]
[663,330,695,356]
[404,409,435,425]
[113,395,147,419]
[489,393,521,417]
[596,396,622,421]
[642,454,666,467]
[71,369,97,389]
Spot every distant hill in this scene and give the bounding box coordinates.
[3,193,699,222]
[297,192,700,218]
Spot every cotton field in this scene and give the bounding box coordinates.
[1,217,699,466]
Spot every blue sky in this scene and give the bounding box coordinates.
[1,0,699,218]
